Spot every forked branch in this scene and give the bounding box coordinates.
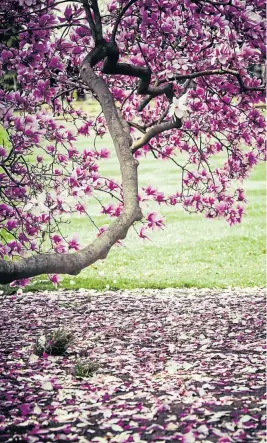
[132,118,182,153]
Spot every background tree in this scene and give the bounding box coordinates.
[0,0,265,286]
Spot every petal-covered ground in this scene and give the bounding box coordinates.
[0,288,265,443]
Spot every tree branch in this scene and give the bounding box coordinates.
[90,0,104,42]
[158,69,265,92]
[0,51,143,284]
[85,40,175,107]
[82,0,97,41]
[131,118,182,153]
[111,0,139,41]
[0,23,89,38]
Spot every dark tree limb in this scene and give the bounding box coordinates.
[90,0,104,42]
[158,69,265,92]
[91,37,264,114]
[86,39,175,108]
[82,0,97,41]
[111,0,139,41]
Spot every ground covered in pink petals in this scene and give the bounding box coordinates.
[0,288,265,443]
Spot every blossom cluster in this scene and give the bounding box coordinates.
[0,0,265,285]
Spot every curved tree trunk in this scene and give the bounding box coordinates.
[0,60,142,284]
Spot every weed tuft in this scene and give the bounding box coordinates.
[74,360,99,378]
[35,328,72,356]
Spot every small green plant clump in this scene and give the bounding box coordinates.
[35,328,73,356]
[74,360,99,378]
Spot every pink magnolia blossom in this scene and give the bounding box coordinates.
[0,0,265,286]
[49,274,62,286]
[69,236,80,250]
[147,212,165,230]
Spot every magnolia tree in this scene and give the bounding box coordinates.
[0,0,265,286]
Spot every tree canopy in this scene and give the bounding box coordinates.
[0,0,265,285]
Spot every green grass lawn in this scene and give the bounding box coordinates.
[0,125,8,145]
[0,121,265,291]
[34,130,266,291]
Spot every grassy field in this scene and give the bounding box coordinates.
[59,137,265,290]
[0,120,266,291]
